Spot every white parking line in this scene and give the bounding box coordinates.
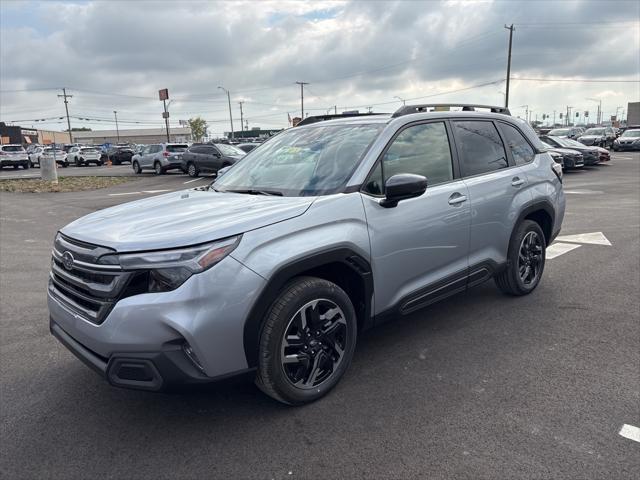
[564,190,604,195]
[546,242,581,259]
[141,189,170,193]
[618,424,640,443]
[108,192,141,196]
[183,177,205,184]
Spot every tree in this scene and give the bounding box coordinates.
[188,117,208,141]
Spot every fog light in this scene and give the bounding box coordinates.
[182,343,205,373]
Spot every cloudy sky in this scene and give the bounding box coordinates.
[1,0,638,136]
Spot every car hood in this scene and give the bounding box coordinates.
[549,147,581,155]
[61,189,315,252]
[579,135,603,140]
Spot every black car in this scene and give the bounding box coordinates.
[103,146,135,165]
[613,129,640,151]
[540,136,600,165]
[180,143,245,177]
[577,127,616,148]
[540,140,584,169]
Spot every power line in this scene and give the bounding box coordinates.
[513,77,640,83]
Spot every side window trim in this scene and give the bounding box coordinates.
[360,118,458,198]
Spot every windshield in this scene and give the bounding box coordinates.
[166,144,188,153]
[621,130,640,138]
[214,123,383,196]
[585,128,605,135]
[549,128,571,136]
[540,141,554,149]
[44,148,63,154]
[216,143,246,156]
[81,148,98,153]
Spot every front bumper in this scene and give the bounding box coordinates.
[48,254,266,389]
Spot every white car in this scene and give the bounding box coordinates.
[0,144,30,169]
[67,146,104,167]
[41,147,69,168]
[28,146,47,168]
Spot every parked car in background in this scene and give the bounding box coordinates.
[67,146,104,167]
[131,143,189,174]
[41,147,69,168]
[28,146,47,168]
[613,129,640,151]
[540,136,600,165]
[237,143,259,153]
[540,140,584,169]
[103,146,135,165]
[0,144,30,169]
[548,127,583,139]
[577,127,616,148]
[180,143,246,177]
[62,143,83,153]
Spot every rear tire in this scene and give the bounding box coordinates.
[255,276,357,405]
[495,220,546,296]
[23,162,30,170]
[154,161,163,175]
[132,161,141,174]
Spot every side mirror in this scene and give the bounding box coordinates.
[380,173,428,208]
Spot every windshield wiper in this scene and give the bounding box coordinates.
[226,189,283,196]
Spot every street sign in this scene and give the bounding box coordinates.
[162,111,170,119]
[159,88,169,101]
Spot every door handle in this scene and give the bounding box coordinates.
[448,193,467,205]
[511,177,525,187]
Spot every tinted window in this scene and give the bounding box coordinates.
[363,161,383,195]
[453,121,508,176]
[499,123,535,165]
[189,146,204,154]
[381,122,453,185]
[166,144,188,153]
[1,146,25,152]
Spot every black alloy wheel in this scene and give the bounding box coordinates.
[518,231,543,286]
[281,299,348,389]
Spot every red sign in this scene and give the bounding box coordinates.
[159,88,169,101]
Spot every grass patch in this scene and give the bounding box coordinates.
[0,176,136,193]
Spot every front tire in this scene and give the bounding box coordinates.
[495,220,546,296]
[255,277,357,405]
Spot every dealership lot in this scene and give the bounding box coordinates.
[0,152,638,479]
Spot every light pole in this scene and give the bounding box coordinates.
[218,86,234,139]
[587,98,602,124]
[113,111,120,143]
[394,96,406,106]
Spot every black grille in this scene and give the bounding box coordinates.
[49,233,133,325]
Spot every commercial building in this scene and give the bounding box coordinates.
[72,127,192,145]
[224,127,283,140]
[628,102,640,126]
[0,123,71,145]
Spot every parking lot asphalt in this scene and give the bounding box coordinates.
[1,152,638,479]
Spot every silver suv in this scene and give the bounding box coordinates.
[48,104,565,405]
[132,143,189,174]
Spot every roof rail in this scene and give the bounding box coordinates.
[391,104,511,118]
[296,112,387,127]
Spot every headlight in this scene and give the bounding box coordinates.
[117,236,240,292]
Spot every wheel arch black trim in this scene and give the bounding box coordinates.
[242,248,373,368]
[516,200,556,245]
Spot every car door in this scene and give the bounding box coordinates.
[451,119,533,270]
[142,145,157,168]
[360,120,471,316]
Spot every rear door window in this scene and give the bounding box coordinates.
[452,121,508,177]
[498,123,535,165]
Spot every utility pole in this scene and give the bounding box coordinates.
[113,111,120,142]
[218,86,234,139]
[504,24,515,108]
[58,88,73,141]
[394,96,406,106]
[566,106,573,126]
[238,101,244,133]
[334,105,337,114]
[553,110,556,126]
[295,81,309,119]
